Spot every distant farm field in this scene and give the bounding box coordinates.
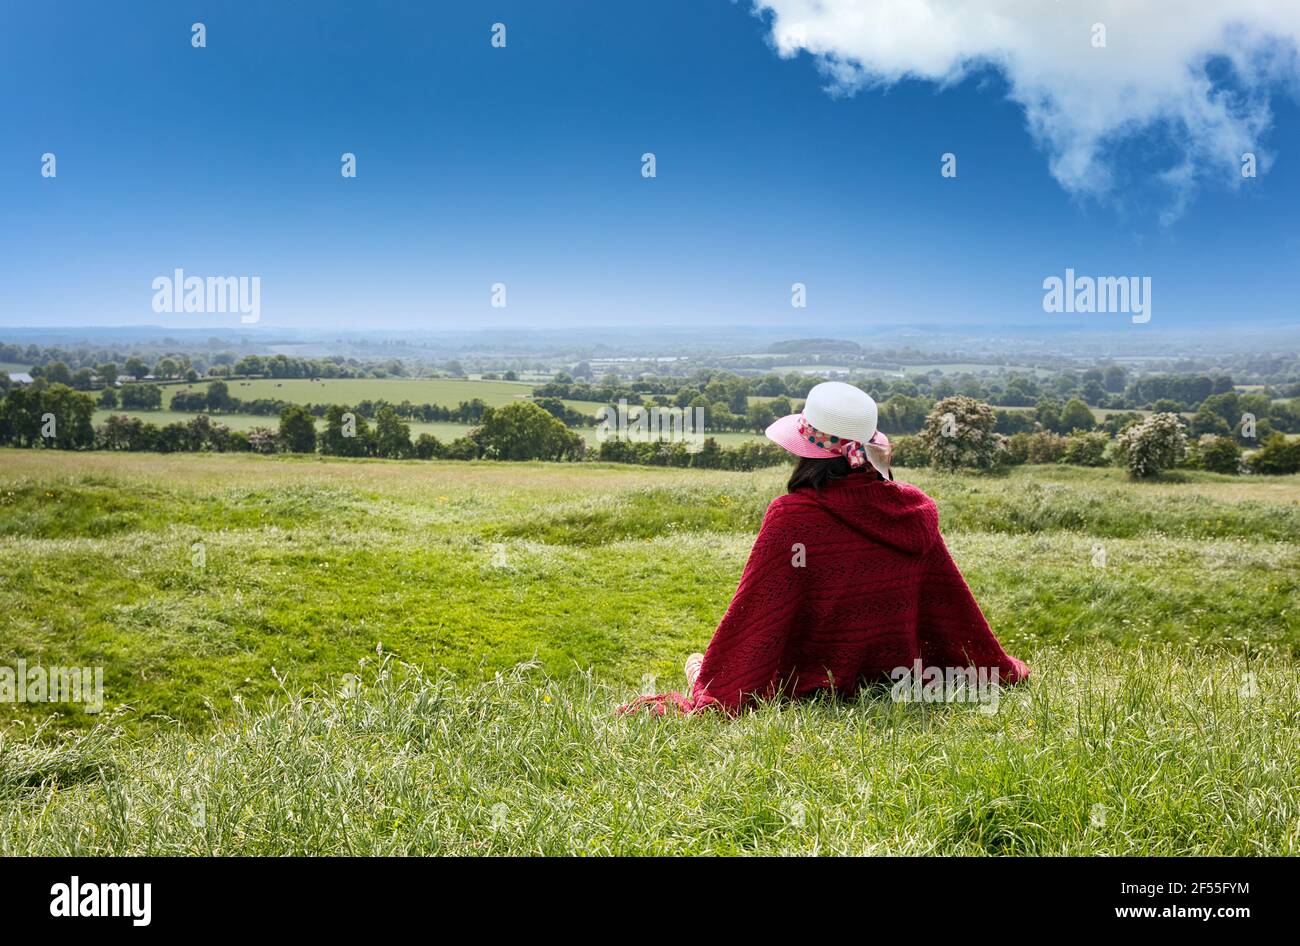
[161,376,597,416]
[2,450,1297,854]
[179,376,534,405]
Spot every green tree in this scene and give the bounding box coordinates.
[746,400,776,433]
[43,361,73,385]
[1060,431,1110,466]
[1060,398,1095,432]
[890,434,929,468]
[1199,391,1239,425]
[119,383,162,410]
[473,401,584,461]
[278,404,318,454]
[373,406,412,458]
[1034,398,1063,433]
[1190,435,1241,475]
[413,433,443,459]
[1246,435,1300,475]
[0,384,95,449]
[0,386,46,446]
[443,436,480,460]
[319,405,371,456]
[1190,405,1231,437]
[879,395,930,434]
[205,379,232,412]
[1026,431,1066,463]
[234,355,264,377]
[708,402,736,432]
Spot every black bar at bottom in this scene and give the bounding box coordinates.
[0,855,1282,931]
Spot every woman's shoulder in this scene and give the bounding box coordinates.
[781,476,935,501]
[884,479,936,505]
[763,490,821,524]
[778,479,939,519]
[764,491,804,517]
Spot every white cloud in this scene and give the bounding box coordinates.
[750,0,1300,214]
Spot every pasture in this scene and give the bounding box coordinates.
[161,376,596,417]
[0,450,1297,854]
[173,376,536,406]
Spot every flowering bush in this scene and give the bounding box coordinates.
[919,396,1002,471]
[247,426,279,455]
[1115,412,1186,478]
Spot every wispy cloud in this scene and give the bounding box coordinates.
[749,0,1300,219]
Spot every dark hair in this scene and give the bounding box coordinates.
[787,455,881,492]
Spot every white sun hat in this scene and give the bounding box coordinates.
[764,381,892,479]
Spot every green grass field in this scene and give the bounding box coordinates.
[160,376,597,417]
[174,376,535,405]
[1,450,1297,854]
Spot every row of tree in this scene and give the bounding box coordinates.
[5,385,1299,477]
[0,391,784,469]
[12,351,390,386]
[899,396,1300,477]
[532,366,1299,415]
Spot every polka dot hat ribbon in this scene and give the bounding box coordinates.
[797,414,870,469]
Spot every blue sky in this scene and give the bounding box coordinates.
[1,0,1297,332]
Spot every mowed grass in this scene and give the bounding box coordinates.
[0,449,1298,854]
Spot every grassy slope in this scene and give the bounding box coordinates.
[1,450,1297,853]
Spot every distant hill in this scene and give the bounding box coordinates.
[766,338,862,355]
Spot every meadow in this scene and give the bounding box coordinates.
[1,449,1297,854]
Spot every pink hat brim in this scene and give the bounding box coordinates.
[765,413,893,478]
[765,413,839,459]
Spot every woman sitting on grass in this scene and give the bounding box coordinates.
[623,381,1029,715]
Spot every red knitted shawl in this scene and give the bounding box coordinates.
[621,476,1029,715]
